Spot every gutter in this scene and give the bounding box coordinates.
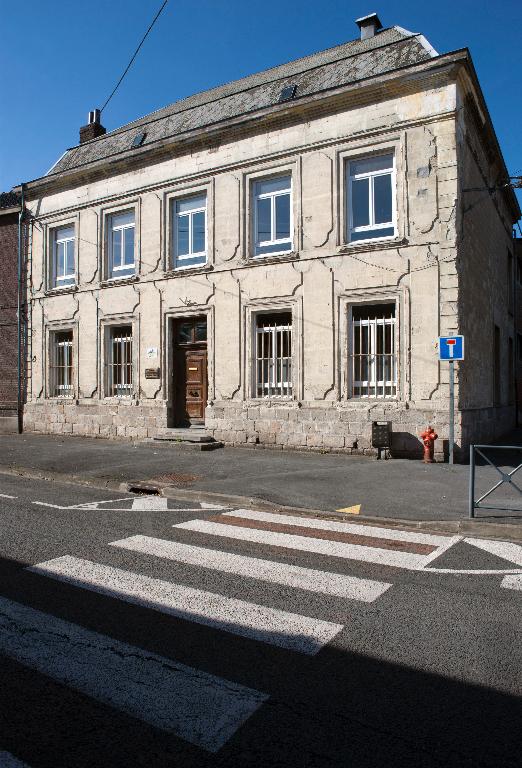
[17,184,25,434]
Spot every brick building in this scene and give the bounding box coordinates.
[18,13,521,458]
[0,191,22,433]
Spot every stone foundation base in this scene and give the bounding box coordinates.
[23,399,516,461]
[24,400,168,440]
[205,401,460,460]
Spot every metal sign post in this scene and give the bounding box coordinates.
[448,359,455,464]
[438,336,464,464]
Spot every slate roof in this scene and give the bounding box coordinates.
[50,26,436,176]
[0,191,20,210]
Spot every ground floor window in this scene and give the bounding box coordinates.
[255,312,292,398]
[107,325,133,397]
[49,330,73,397]
[351,303,396,398]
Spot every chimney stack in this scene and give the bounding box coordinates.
[79,109,106,144]
[355,12,383,40]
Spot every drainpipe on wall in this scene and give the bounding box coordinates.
[17,184,25,434]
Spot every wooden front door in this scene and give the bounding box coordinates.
[173,318,208,426]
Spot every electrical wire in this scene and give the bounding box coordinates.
[100,0,169,114]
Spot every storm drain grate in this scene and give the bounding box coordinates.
[150,473,200,487]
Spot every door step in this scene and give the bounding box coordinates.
[154,428,223,450]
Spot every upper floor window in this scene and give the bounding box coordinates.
[172,195,207,269]
[52,225,75,287]
[253,176,292,257]
[347,154,395,242]
[108,211,135,279]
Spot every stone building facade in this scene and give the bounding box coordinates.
[0,192,22,433]
[20,14,520,458]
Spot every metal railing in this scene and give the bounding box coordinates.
[469,444,522,518]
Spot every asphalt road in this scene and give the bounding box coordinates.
[0,472,520,768]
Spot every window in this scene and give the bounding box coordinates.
[493,325,500,405]
[347,154,395,242]
[509,337,514,404]
[52,226,75,287]
[253,176,292,256]
[516,256,522,287]
[255,312,292,397]
[350,303,396,398]
[107,326,133,397]
[108,211,135,279]
[172,195,207,268]
[507,251,514,313]
[49,330,73,397]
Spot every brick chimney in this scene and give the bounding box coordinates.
[355,12,383,40]
[79,109,106,144]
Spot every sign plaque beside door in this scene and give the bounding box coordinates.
[145,367,161,379]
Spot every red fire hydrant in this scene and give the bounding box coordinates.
[420,426,438,464]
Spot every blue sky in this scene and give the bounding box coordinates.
[1,0,520,211]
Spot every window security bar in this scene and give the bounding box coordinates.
[256,315,292,398]
[50,332,73,397]
[352,312,396,398]
[108,328,133,397]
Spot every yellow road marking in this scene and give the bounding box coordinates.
[336,505,361,515]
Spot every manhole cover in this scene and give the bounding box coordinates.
[151,473,200,486]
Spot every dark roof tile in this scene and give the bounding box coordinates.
[49,27,435,176]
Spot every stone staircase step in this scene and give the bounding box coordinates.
[153,428,223,450]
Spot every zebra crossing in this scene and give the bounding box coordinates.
[2,504,459,755]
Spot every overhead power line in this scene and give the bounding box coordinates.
[100,0,169,114]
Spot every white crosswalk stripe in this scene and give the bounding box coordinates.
[466,538,522,567]
[28,556,342,655]
[110,535,392,602]
[0,596,266,753]
[222,509,453,546]
[501,574,522,591]
[174,516,454,570]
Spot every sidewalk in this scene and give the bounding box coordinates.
[1,433,521,537]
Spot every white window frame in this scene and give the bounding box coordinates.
[349,303,397,399]
[172,195,207,267]
[107,211,135,279]
[347,154,396,243]
[254,312,293,398]
[49,329,74,398]
[253,176,293,257]
[106,325,133,398]
[52,226,76,287]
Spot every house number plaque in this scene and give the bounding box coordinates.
[145,368,161,379]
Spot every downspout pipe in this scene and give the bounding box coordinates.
[17,184,25,434]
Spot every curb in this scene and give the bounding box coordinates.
[129,481,522,543]
[1,463,521,544]
[0,465,124,493]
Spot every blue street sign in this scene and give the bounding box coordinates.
[438,335,464,361]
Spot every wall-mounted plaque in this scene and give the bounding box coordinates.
[145,367,161,379]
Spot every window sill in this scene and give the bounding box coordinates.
[101,275,139,287]
[45,285,78,297]
[338,237,407,255]
[164,264,213,278]
[247,251,299,266]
